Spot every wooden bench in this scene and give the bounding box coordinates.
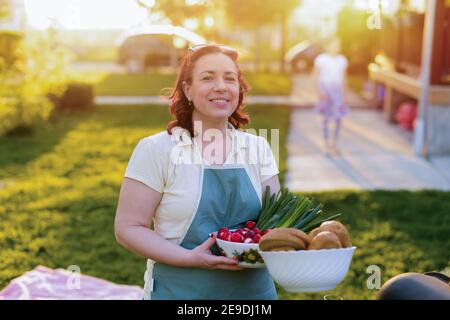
[368,63,450,122]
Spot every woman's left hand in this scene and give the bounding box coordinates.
[186,236,245,271]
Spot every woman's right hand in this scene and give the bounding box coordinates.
[187,236,245,271]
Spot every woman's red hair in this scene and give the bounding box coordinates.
[167,45,250,137]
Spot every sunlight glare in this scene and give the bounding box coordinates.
[24,0,149,29]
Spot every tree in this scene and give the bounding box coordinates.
[337,5,378,74]
[136,0,227,42]
[137,0,210,27]
[224,0,300,72]
[0,0,10,19]
[274,0,300,72]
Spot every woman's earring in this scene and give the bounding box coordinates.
[188,100,193,107]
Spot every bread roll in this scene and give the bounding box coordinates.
[317,221,351,247]
[259,228,310,251]
[259,236,306,251]
[308,231,342,250]
[309,227,321,239]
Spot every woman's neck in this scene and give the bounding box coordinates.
[192,111,229,138]
[192,111,232,165]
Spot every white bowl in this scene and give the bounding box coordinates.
[215,237,265,268]
[259,247,357,292]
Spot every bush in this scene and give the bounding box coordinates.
[0,97,17,134]
[0,95,53,136]
[55,83,94,111]
[0,29,75,136]
[0,31,23,70]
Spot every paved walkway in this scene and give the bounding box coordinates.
[286,73,450,191]
[290,74,371,108]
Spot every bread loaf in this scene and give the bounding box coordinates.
[259,228,311,251]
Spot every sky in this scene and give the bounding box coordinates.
[24,0,346,31]
[24,0,150,29]
[22,0,424,31]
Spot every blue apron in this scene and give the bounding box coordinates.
[151,166,277,300]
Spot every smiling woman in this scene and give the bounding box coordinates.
[167,45,249,138]
[114,44,281,300]
[24,0,148,29]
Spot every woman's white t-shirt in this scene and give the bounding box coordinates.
[123,125,279,244]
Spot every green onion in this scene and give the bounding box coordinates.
[259,199,297,230]
[256,187,343,233]
[301,213,342,233]
[293,203,323,228]
[278,197,312,228]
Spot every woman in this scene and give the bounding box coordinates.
[313,37,349,156]
[114,44,281,300]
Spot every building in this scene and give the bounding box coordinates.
[368,0,450,155]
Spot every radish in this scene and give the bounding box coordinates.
[218,231,231,240]
[252,234,261,243]
[245,221,256,229]
[218,227,229,234]
[230,233,244,243]
[252,227,261,235]
[244,230,255,239]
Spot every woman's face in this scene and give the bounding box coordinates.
[184,53,240,122]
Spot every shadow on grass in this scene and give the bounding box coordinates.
[0,187,146,289]
[0,112,83,178]
[89,104,172,129]
[48,191,146,287]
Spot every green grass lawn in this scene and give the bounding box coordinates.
[277,190,450,300]
[0,104,448,300]
[0,104,290,290]
[94,72,291,96]
[94,74,177,96]
[243,72,291,96]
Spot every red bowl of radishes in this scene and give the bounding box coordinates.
[213,221,270,268]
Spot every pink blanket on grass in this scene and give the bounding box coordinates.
[0,266,143,300]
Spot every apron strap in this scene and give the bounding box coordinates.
[143,259,155,299]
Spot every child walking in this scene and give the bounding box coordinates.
[313,37,349,156]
